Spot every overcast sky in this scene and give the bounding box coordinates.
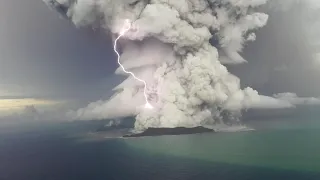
[232,5,320,96]
[0,0,123,114]
[0,0,319,115]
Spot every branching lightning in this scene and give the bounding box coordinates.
[113,19,153,109]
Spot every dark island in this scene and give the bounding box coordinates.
[123,126,214,138]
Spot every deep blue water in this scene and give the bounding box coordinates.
[0,112,320,180]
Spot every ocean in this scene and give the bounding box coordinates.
[0,108,320,180]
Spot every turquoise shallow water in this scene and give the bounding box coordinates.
[124,110,320,173]
[0,110,319,179]
[125,128,320,173]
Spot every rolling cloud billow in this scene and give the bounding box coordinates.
[43,0,315,131]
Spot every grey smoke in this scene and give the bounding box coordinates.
[43,0,317,130]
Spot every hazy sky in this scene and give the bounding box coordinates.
[0,0,319,115]
[232,5,320,96]
[0,0,122,113]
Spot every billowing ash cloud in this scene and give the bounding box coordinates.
[44,0,300,130]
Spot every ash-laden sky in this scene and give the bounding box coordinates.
[1,0,320,126]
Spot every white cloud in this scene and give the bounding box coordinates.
[248,95,294,109]
[273,92,320,105]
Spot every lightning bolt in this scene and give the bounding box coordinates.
[113,19,153,109]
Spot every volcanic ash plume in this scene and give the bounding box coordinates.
[44,0,283,130]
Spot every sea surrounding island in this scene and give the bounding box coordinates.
[0,107,320,180]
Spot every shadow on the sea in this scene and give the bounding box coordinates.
[0,133,319,180]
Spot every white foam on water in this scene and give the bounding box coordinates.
[204,124,255,132]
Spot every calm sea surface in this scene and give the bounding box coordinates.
[0,109,320,180]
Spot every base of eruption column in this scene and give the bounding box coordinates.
[123,126,215,138]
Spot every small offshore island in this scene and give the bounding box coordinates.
[94,119,214,138]
[92,118,254,138]
[123,126,215,138]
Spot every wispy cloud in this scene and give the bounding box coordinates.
[0,98,64,115]
[273,93,320,105]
